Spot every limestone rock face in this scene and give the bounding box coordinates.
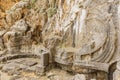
[0,0,120,80]
[72,74,86,80]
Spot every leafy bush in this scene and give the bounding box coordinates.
[27,0,37,9]
[46,7,57,17]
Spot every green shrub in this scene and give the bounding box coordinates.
[31,0,37,4]
[27,0,37,9]
[46,7,57,17]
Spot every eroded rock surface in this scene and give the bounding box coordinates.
[0,0,120,80]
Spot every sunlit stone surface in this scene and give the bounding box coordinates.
[0,0,119,80]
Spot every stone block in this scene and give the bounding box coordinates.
[41,52,49,67]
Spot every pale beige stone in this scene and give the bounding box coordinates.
[0,0,119,80]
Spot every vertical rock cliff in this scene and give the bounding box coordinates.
[0,0,120,80]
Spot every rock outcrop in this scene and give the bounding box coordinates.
[0,0,120,80]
